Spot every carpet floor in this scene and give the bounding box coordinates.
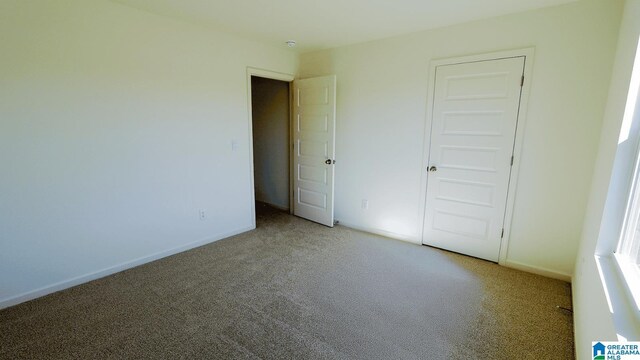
[0,203,574,359]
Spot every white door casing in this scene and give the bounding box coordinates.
[293,75,337,227]
[246,67,295,229]
[422,56,526,262]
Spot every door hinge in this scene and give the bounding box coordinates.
[510,156,514,166]
[501,228,504,238]
[520,76,525,87]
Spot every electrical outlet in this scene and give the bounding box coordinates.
[361,199,369,210]
[199,209,206,220]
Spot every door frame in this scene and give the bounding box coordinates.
[246,67,295,228]
[419,48,535,265]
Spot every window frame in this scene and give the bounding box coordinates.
[611,37,640,325]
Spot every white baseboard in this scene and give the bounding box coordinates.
[0,225,254,310]
[2,221,572,309]
[336,221,420,245]
[337,221,572,282]
[502,259,573,282]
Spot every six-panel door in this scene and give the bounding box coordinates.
[422,57,526,262]
[293,75,337,227]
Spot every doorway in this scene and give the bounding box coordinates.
[251,76,291,212]
[421,50,533,263]
[247,69,338,228]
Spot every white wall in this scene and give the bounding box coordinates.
[0,0,297,308]
[298,0,622,279]
[573,0,640,358]
[251,76,290,210]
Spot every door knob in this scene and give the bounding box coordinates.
[429,166,437,172]
[325,159,332,165]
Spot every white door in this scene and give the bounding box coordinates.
[422,57,525,262]
[293,75,336,227]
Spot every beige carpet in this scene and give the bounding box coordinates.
[0,203,574,359]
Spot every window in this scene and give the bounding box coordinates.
[616,152,640,312]
[614,37,640,315]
